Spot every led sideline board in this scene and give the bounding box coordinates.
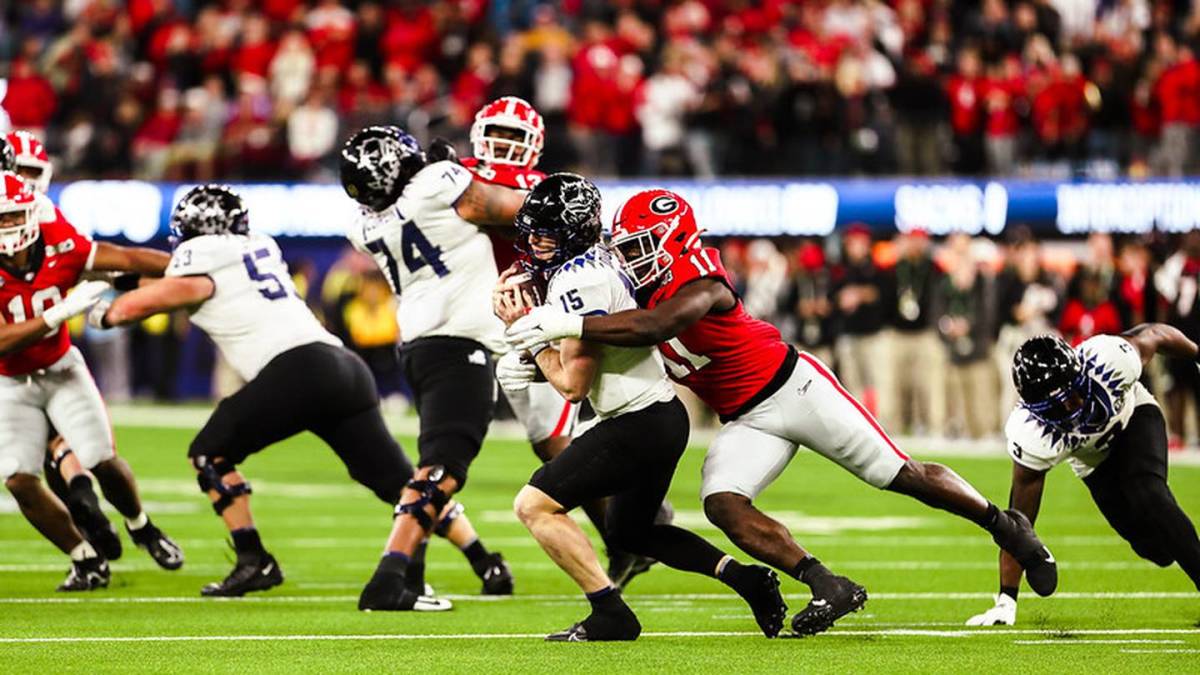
[46,179,1200,242]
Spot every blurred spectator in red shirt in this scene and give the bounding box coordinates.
[132,88,182,179]
[1059,269,1123,347]
[946,47,984,174]
[4,58,58,133]
[1154,35,1200,176]
[232,14,278,81]
[307,0,356,74]
[381,3,437,74]
[982,58,1023,175]
[450,44,496,127]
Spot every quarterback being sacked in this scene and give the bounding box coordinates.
[497,174,786,641]
[96,186,433,602]
[341,126,527,609]
[967,329,1200,626]
[508,190,1059,635]
[4,131,183,572]
[0,171,181,591]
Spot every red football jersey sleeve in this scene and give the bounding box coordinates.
[647,247,791,418]
[0,213,94,376]
[462,158,544,271]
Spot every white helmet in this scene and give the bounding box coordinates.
[469,96,545,168]
[0,172,40,256]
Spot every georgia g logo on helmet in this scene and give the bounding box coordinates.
[648,195,678,216]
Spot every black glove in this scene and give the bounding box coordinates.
[427,137,460,165]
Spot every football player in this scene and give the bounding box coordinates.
[95,186,436,603]
[507,190,1059,635]
[5,131,183,572]
[0,170,181,591]
[340,126,528,610]
[967,329,1200,626]
[465,96,655,588]
[495,174,787,641]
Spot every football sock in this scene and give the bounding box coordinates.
[979,503,1001,530]
[585,585,625,614]
[791,556,837,596]
[462,539,492,575]
[378,551,410,577]
[406,540,428,590]
[716,556,747,586]
[67,475,99,509]
[126,511,149,531]
[231,527,266,559]
[1000,585,1019,600]
[69,541,98,561]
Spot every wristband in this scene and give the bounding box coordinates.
[113,273,142,292]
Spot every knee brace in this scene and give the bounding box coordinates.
[46,447,73,474]
[193,456,252,515]
[433,501,465,537]
[394,466,451,531]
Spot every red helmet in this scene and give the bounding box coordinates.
[470,96,545,168]
[610,189,703,290]
[7,131,52,194]
[0,172,40,256]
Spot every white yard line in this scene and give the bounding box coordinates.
[1120,649,1200,654]
[1013,639,1186,645]
[0,591,1196,604]
[0,629,1198,645]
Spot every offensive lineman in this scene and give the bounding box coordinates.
[496,173,787,641]
[340,126,527,610]
[5,131,183,571]
[967,329,1200,626]
[507,190,1059,635]
[0,169,181,591]
[464,97,655,587]
[96,186,436,602]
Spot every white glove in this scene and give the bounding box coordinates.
[496,351,538,392]
[965,593,1017,626]
[506,306,583,352]
[42,281,110,330]
[86,297,113,330]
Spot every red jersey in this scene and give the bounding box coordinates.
[0,212,94,376]
[646,247,792,419]
[461,157,545,271]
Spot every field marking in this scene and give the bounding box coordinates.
[1,628,1198,645]
[0,591,1196,605]
[1014,639,1186,645]
[1120,649,1200,654]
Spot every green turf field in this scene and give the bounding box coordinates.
[2,420,1198,673]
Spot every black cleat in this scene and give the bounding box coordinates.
[729,565,789,638]
[201,553,283,597]
[607,550,656,591]
[790,575,867,637]
[57,556,110,592]
[359,569,451,611]
[546,610,641,642]
[992,508,1057,597]
[67,495,122,561]
[479,552,514,595]
[127,521,184,570]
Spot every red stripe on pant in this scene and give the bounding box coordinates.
[798,351,910,461]
[549,400,573,438]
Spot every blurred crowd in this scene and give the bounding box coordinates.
[722,226,1200,447]
[2,0,1200,181]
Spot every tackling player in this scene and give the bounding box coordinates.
[496,174,787,641]
[465,96,655,587]
[5,131,183,572]
[340,126,527,610]
[95,185,438,602]
[507,190,1059,635]
[967,329,1200,626]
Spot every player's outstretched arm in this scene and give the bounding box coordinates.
[99,276,215,328]
[1121,322,1200,366]
[454,178,527,226]
[533,338,601,403]
[90,242,171,277]
[580,278,730,346]
[969,461,1047,626]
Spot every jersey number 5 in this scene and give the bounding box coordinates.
[242,248,288,301]
[6,288,65,336]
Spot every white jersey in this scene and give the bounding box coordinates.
[1004,334,1157,478]
[545,245,675,419]
[167,233,340,381]
[347,160,504,353]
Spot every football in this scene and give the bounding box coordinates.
[500,261,546,307]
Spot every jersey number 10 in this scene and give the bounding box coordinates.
[6,288,65,336]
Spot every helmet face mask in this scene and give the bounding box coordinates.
[0,172,39,257]
[470,97,544,168]
[169,185,250,248]
[1014,334,1114,433]
[514,173,602,275]
[610,190,702,290]
[340,126,425,212]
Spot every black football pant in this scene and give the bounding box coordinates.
[1083,405,1200,591]
[530,398,725,577]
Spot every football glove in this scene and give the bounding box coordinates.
[43,281,110,330]
[87,297,113,330]
[506,306,583,352]
[426,137,460,165]
[965,593,1016,626]
[496,351,537,392]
